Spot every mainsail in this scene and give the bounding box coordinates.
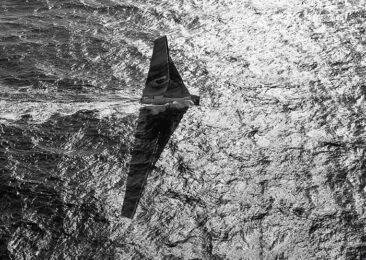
[141,36,192,105]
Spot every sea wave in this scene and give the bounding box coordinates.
[2,0,366,259]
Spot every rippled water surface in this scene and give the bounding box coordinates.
[2,0,366,259]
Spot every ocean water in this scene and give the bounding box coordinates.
[2,0,366,259]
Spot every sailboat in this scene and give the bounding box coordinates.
[121,36,199,218]
[141,36,199,106]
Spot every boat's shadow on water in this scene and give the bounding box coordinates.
[121,106,188,218]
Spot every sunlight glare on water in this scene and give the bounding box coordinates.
[1,0,366,259]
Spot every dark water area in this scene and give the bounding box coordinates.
[2,0,366,259]
[0,0,156,100]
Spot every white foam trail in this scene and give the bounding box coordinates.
[0,100,141,124]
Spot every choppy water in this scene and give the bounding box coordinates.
[2,0,366,259]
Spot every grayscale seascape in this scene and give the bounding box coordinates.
[1,0,366,259]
